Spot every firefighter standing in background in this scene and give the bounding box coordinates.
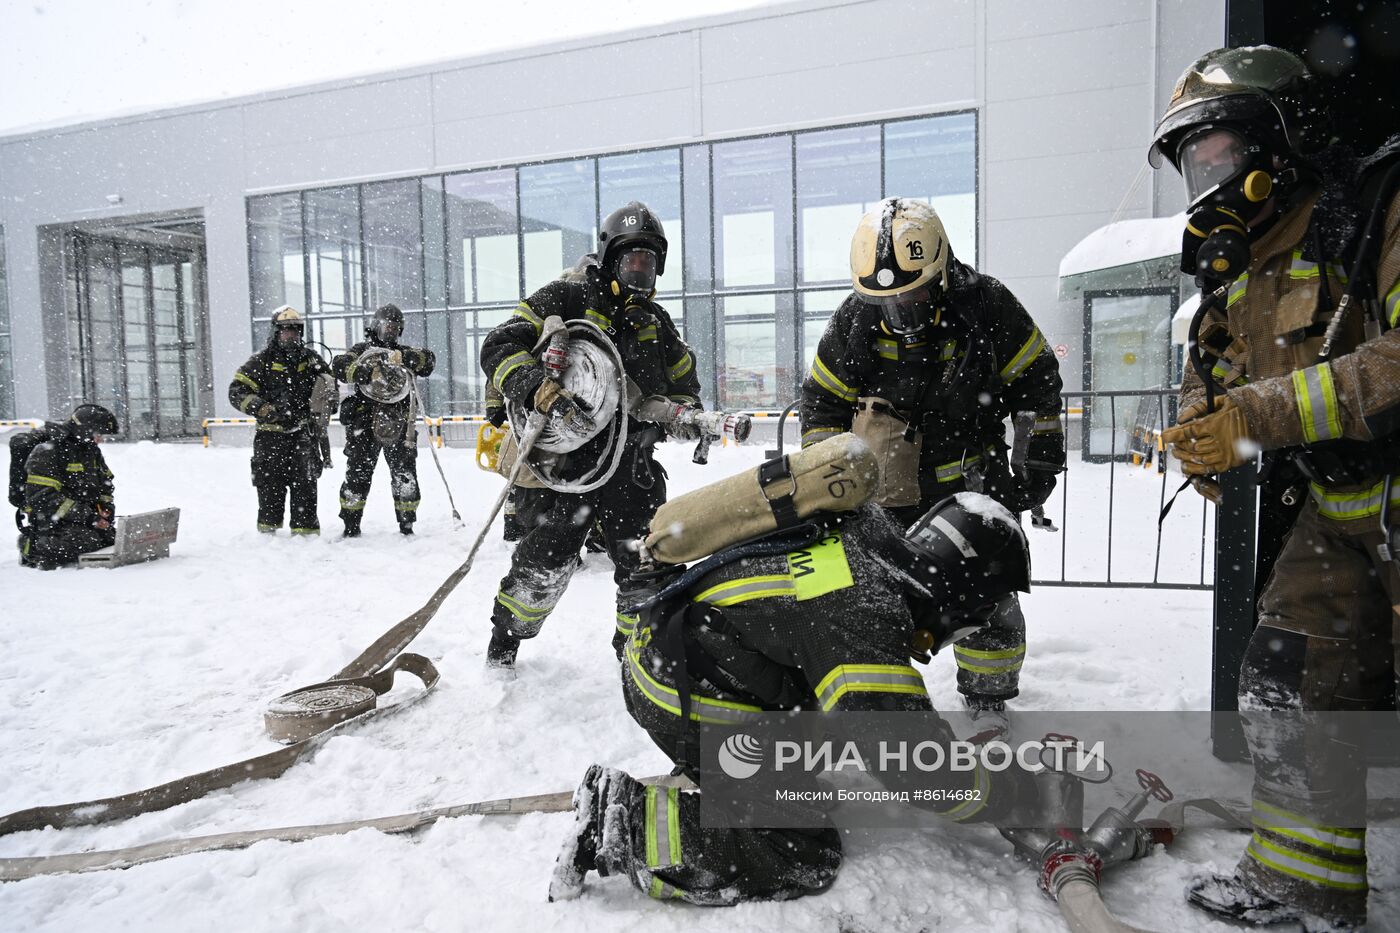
[549,496,1036,905]
[1155,47,1400,931]
[13,404,119,568]
[333,303,436,537]
[479,201,702,670]
[228,306,333,535]
[799,198,1065,716]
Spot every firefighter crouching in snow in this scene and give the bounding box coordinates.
[549,485,1036,905]
[479,201,703,670]
[12,404,118,568]
[333,303,436,537]
[1155,46,1400,930]
[800,198,1064,717]
[229,306,334,535]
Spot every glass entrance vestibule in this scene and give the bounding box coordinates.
[65,230,212,439]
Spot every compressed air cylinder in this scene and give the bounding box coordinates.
[645,433,879,564]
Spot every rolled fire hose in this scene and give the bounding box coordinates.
[0,320,572,855]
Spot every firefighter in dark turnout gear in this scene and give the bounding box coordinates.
[1153,47,1400,931]
[550,496,1036,905]
[480,202,702,669]
[333,303,436,536]
[800,198,1064,711]
[15,404,118,568]
[228,306,332,535]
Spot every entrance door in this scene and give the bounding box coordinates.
[69,231,209,439]
[1082,288,1176,461]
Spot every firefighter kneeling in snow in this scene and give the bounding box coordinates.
[550,444,1036,905]
[11,403,119,568]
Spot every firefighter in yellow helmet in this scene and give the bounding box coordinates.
[228,306,333,535]
[1155,46,1400,930]
[799,197,1064,719]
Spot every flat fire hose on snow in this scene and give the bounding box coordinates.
[0,774,692,882]
[0,320,573,871]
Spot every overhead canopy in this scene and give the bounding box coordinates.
[1172,292,1200,346]
[1059,213,1185,279]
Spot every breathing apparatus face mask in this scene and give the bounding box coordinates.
[277,324,304,348]
[1176,126,1277,281]
[871,283,939,336]
[614,248,659,296]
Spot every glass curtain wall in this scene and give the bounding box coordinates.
[246,110,977,415]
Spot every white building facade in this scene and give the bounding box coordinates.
[0,0,1225,435]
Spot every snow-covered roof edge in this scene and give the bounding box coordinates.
[1059,214,1185,279]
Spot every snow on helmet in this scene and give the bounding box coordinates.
[850,198,950,334]
[904,492,1030,610]
[1148,45,1327,172]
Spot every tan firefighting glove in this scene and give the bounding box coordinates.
[1161,395,1256,475]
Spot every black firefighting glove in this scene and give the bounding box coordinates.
[486,406,508,429]
[1007,466,1057,514]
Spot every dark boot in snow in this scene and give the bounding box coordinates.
[398,522,414,536]
[342,516,362,538]
[549,764,643,901]
[485,626,521,670]
[1186,872,1358,931]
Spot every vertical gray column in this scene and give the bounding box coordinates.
[1211,464,1256,760]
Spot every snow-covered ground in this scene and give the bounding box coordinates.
[0,439,1393,931]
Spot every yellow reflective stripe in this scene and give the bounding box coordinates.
[1253,814,1366,856]
[668,352,694,380]
[55,498,75,519]
[257,522,280,532]
[237,394,260,413]
[875,338,899,361]
[786,533,852,601]
[953,643,1026,675]
[271,362,286,371]
[625,644,765,723]
[234,370,259,391]
[1286,248,1349,283]
[339,497,366,511]
[584,308,612,329]
[1000,328,1045,383]
[65,462,85,472]
[616,611,639,635]
[26,474,62,491]
[638,324,658,342]
[810,354,857,403]
[394,499,420,511]
[801,426,843,448]
[1032,415,1063,434]
[1309,478,1400,522]
[297,360,309,372]
[647,875,683,899]
[944,764,991,822]
[514,301,543,329]
[813,663,927,712]
[496,591,552,621]
[1293,363,1342,444]
[1226,274,1249,308]
[492,351,536,391]
[644,785,682,867]
[1253,800,1366,841]
[1246,834,1368,891]
[290,527,320,535]
[935,454,981,483]
[1386,278,1400,329]
[693,574,795,606]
